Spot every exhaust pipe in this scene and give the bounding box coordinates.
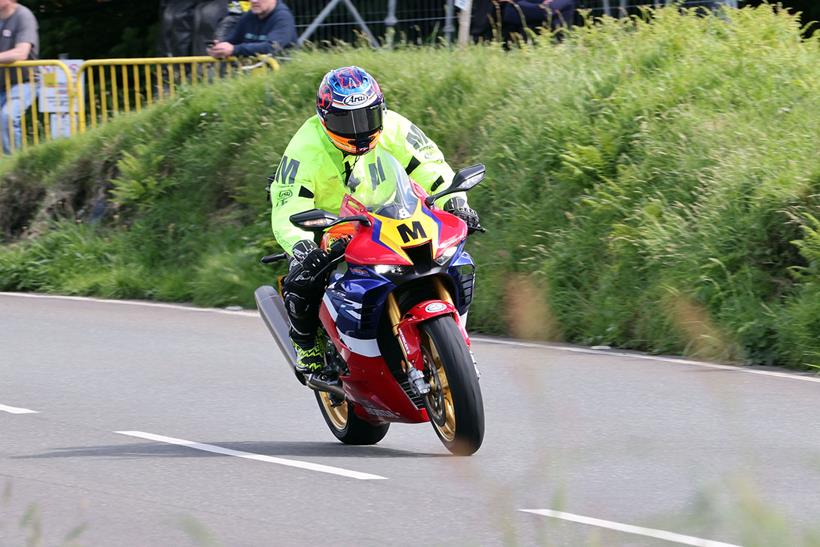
[254,285,304,385]
[305,374,346,399]
[254,285,347,400]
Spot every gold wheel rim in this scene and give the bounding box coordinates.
[319,391,348,430]
[423,334,456,442]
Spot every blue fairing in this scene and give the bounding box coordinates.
[324,244,476,339]
[326,266,396,340]
[448,244,476,315]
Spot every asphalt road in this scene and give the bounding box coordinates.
[1,293,819,546]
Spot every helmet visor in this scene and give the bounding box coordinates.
[323,104,383,138]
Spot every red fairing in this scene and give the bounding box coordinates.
[337,192,468,265]
[396,300,470,372]
[319,300,428,425]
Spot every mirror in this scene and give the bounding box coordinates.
[289,209,372,231]
[425,163,486,206]
[289,209,339,231]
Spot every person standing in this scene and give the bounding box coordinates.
[208,0,296,59]
[0,0,38,155]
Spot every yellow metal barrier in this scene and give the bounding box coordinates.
[0,55,278,158]
[0,60,77,157]
[77,55,280,132]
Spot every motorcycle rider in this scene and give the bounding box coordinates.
[270,66,480,373]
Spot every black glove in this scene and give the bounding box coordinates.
[444,197,482,232]
[291,239,329,278]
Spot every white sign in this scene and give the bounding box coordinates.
[49,113,72,139]
[39,59,83,114]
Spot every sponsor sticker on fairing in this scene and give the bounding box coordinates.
[425,302,447,313]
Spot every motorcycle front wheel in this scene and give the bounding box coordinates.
[420,315,485,456]
[315,391,390,445]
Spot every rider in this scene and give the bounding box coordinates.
[270,66,480,373]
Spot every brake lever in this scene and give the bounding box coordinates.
[468,224,487,235]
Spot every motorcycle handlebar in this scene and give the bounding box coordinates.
[308,237,351,284]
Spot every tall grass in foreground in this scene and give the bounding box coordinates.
[0,6,817,367]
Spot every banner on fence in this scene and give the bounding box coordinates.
[39,59,83,138]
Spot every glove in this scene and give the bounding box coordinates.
[291,239,329,278]
[444,198,482,232]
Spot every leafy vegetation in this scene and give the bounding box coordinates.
[1,6,817,367]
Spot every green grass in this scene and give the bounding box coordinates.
[0,5,818,367]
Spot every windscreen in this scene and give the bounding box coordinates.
[346,149,419,220]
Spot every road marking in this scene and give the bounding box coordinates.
[473,337,820,385]
[3,292,817,385]
[0,292,258,318]
[520,509,741,547]
[115,431,387,481]
[0,404,38,414]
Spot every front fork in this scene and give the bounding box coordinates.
[386,277,471,392]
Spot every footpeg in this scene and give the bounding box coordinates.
[407,367,431,395]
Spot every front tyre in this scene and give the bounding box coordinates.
[420,316,484,455]
[315,391,390,445]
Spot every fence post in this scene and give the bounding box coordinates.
[602,0,611,17]
[445,0,456,44]
[457,0,473,46]
[297,0,343,46]
[385,0,397,48]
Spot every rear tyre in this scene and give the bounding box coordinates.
[420,316,484,456]
[315,391,390,445]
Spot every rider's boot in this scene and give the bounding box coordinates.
[292,336,324,374]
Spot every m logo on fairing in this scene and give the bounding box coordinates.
[397,221,427,243]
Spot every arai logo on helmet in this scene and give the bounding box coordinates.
[425,302,448,313]
[343,93,369,106]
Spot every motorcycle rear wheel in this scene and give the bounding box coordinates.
[420,316,484,456]
[315,391,390,445]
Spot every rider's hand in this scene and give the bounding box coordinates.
[291,239,329,278]
[444,198,482,232]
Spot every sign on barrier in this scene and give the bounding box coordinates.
[39,59,83,138]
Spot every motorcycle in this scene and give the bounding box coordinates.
[255,149,485,455]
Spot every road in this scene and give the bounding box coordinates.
[1,293,819,546]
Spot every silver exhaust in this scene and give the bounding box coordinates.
[254,285,304,385]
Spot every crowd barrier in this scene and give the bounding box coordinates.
[0,60,76,156]
[0,55,279,157]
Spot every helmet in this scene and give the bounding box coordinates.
[316,66,385,155]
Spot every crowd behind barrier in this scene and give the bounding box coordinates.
[0,0,737,158]
[0,56,279,157]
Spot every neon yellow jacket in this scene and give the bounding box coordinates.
[270,110,462,254]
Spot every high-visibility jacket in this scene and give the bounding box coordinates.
[270,110,462,254]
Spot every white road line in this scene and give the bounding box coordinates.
[473,337,820,385]
[115,431,387,481]
[0,404,38,414]
[3,292,817,385]
[520,509,741,547]
[0,292,258,318]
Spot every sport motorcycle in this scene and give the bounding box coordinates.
[255,150,485,455]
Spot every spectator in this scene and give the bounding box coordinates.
[214,1,250,42]
[471,0,576,43]
[0,0,37,155]
[500,0,576,34]
[208,0,297,59]
[160,0,231,57]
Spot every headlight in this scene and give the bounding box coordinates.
[374,264,412,276]
[434,246,458,265]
